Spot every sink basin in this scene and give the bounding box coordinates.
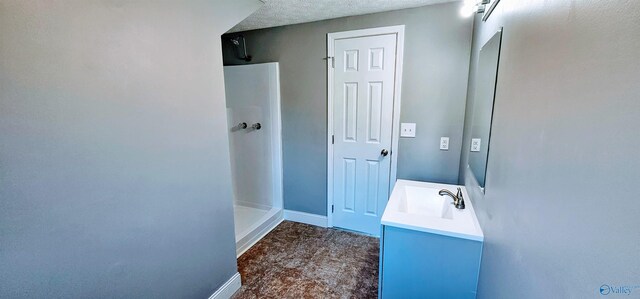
[381,180,484,241]
[399,186,453,219]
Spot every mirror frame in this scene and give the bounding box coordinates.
[469,27,503,193]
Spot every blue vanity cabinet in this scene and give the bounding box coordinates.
[379,225,483,299]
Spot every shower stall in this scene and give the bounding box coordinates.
[223,63,283,256]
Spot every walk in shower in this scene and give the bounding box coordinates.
[224,63,283,256]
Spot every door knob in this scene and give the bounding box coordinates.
[381,149,389,157]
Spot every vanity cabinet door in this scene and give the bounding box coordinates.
[380,226,483,299]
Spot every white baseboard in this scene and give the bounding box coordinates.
[208,272,241,299]
[284,210,328,228]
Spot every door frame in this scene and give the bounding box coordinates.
[326,25,405,229]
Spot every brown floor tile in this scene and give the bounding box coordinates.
[232,221,379,299]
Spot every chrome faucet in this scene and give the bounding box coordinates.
[438,187,465,210]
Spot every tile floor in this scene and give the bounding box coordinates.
[232,221,380,299]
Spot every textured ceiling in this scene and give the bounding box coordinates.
[229,0,460,33]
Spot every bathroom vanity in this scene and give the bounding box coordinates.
[379,180,484,299]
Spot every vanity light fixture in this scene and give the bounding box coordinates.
[460,0,489,17]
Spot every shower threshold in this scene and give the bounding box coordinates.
[234,205,283,257]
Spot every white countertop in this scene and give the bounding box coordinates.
[381,179,484,242]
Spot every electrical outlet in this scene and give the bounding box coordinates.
[471,138,481,152]
[400,123,416,138]
[440,137,450,150]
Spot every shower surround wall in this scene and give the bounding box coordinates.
[225,63,283,211]
[222,2,473,216]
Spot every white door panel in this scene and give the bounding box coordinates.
[332,34,397,235]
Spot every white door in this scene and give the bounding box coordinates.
[331,33,398,235]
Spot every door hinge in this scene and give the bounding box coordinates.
[332,135,335,144]
[325,56,334,68]
[331,205,334,213]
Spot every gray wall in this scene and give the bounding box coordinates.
[223,3,473,215]
[0,1,260,298]
[459,1,640,298]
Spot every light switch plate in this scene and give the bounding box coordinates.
[471,138,481,152]
[400,123,416,138]
[440,137,450,150]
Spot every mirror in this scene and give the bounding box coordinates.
[468,28,502,189]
